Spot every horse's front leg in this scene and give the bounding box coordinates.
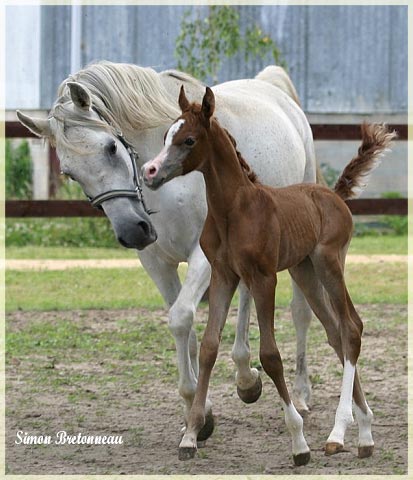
[290,278,313,413]
[232,281,262,403]
[167,245,213,440]
[138,247,182,307]
[179,264,239,460]
[139,245,211,440]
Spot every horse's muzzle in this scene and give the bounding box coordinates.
[102,197,158,250]
[117,220,157,250]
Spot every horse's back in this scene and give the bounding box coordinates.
[212,79,313,186]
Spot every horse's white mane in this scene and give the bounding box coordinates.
[49,61,203,150]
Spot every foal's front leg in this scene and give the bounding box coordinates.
[179,264,239,460]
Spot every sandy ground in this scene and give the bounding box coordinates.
[5,254,408,271]
[6,304,407,475]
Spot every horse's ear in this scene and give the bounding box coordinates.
[67,81,92,110]
[201,87,215,127]
[16,110,52,138]
[178,85,190,112]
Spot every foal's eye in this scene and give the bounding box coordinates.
[107,141,117,155]
[184,137,195,146]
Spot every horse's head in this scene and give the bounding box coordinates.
[17,81,157,250]
[142,86,215,190]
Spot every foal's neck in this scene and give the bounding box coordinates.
[200,121,251,217]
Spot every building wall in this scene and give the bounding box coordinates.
[6,5,407,113]
[5,5,407,197]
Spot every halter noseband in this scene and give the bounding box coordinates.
[86,107,153,215]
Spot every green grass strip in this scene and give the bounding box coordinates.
[6,261,406,312]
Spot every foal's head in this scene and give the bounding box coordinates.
[142,86,215,189]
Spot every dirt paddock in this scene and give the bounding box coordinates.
[6,304,408,475]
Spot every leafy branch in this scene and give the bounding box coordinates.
[175,6,285,83]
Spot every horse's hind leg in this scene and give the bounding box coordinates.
[232,281,262,404]
[290,279,313,413]
[252,273,310,466]
[290,256,373,457]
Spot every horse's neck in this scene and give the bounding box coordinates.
[126,71,206,164]
[201,123,250,218]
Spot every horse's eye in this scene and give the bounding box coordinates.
[184,138,195,146]
[108,141,117,155]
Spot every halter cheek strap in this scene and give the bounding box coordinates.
[85,108,154,215]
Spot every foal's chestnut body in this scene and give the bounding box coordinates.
[143,86,395,466]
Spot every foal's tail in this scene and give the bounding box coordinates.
[334,123,397,200]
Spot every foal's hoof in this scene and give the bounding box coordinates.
[179,446,197,461]
[293,450,311,466]
[325,442,344,456]
[237,375,262,404]
[358,445,374,458]
[197,410,215,442]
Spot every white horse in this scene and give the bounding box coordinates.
[17,61,317,441]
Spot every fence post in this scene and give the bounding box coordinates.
[29,138,49,200]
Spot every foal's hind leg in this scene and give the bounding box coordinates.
[232,281,262,404]
[251,273,310,466]
[289,256,374,458]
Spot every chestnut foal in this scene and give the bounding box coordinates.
[142,86,396,466]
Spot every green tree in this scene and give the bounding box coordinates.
[175,6,285,83]
[6,139,33,199]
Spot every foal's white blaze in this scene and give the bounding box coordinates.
[327,359,355,445]
[143,119,185,176]
[165,119,185,148]
[282,401,310,456]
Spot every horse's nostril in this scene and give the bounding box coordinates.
[138,221,150,237]
[149,166,157,176]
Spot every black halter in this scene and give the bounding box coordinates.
[87,108,152,215]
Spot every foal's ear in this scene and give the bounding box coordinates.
[201,87,215,127]
[178,85,190,112]
[67,81,92,110]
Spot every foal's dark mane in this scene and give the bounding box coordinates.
[187,102,258,184]
[221,126,258,184]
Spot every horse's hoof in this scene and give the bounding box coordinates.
[179,446,197,461]
[237,375,262,404]
[292,393,311,415]
[325,442,344,456]
[293,450,311,466]
[197,410,214,442]
[296,405,310,417]
[358,445,374,458]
